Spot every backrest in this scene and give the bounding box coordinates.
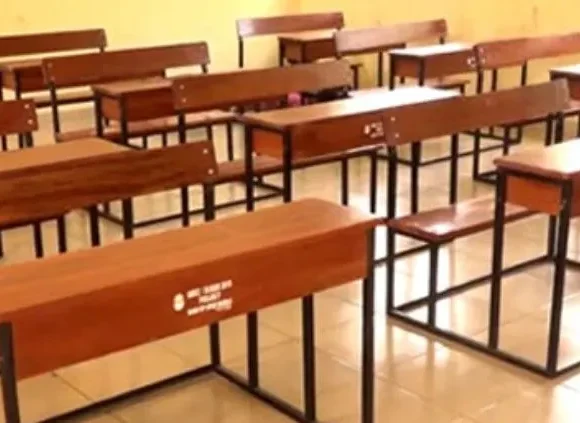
[335,19,447,56]
[0,29,106,58]
[43,42,210,88]
[236,12,344,38]
[474,32,580,70]
[0,100,38,137]
[383,80,569,145]
[0,141,217,227]
[172,60,352,112]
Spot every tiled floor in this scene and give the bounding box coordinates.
[3,109,580,422]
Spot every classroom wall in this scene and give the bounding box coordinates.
[0,0,298,70]
[297,0,580,87]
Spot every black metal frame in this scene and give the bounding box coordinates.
[386,162,580,378]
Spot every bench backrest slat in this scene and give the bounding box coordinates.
[0,141,217,227]
[474,32,580,69]
[172,60,351,112]
[384,80,569,144]
[236,12,344,38]
[0,29,106,57]
[335,19,447,56]
[43,42,210,88]
[0,100,38,137]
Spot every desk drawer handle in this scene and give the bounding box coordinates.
[364,122,385,139]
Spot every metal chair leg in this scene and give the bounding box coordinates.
[32,222,44,258]
[427,244,440,327]
[56,216,67,254]
[369,151,378,213]
[340,157,349,206]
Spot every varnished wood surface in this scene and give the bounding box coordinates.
[242,86,457,129]
[335,19,447,56]
[43,43,208,88]
[0,29,106,57]
[0,139,216,226]
[475,32,580,69]
[0,99,38,136]
[0,198,379,380]
[172,60,351,113]
[495,138,580,181]
[388,196,531,242]
[93,77,169,97]
[384,80,569,145]
[236,12,344,38]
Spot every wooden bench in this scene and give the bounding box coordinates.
[0,29,106,108]
[335,18,469,91]
[42,42,211,144]
[0,99,42,258]
[471,32,580,182]
[383,80,570,324]
[172,59,377,210]
[236,12,362,88]
[0,198,379,423]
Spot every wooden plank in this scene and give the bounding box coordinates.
[335,19,447,56]
[237,12,344,37]
[43,43,208,87]
[0,139,216,226]
[172,60,351,113]
[0,199,379,380]
[385,80,569,145]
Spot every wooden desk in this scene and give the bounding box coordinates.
[491,140,580,377]
[0,198,379,423]
[550,64,580,100]
[0,59,44,92]
[388,42,474,87]
[92,77,233,146]
[278,30,337,64]
[242,86,458,215]
[0,59,92,107]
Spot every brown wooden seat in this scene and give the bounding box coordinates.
[55,110,235,143]
[426,77,470,91]
[214,147,380,184]
[387,196,531,242]
[32,89,94,108]
[42,43,212,143]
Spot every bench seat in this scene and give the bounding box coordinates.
[56,110,235,142]
[387,196,533,243]
[32,89,94,108]
[214,147,380,184]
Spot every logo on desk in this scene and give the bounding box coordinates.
[363,122,385,139]
[172,280,234,317]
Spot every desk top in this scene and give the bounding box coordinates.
[0,198,379,315]
[495,140,580,181]
[0,138,126,175]
[278,30,336,42]
[390,42,473,57]
[243,86,458,129]
[0,59,41,73]
[551,64,580,76]
[92,77,169,97]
